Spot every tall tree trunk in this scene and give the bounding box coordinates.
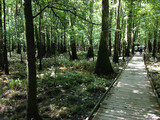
[69,14,78,60]
[9,26,11,57]
[70,36,78,60]
[126,0,133,57]
[131,24,135,55]
[58,35,60,53]
[3,0,9,74]
[60,35,64,53]
[82,36,86,51]
[132,25,138,55]
[158,31,160,53]
[87,0,94,59]
[121,8,126,62]
[87,23,94,59]
[118,3,123,57]
[15,0,19,53]
[148,40,152,53]
[94,0,114,75]
[124,13,128,60]
[8,8,11,57]
[17,43,21,54]
[113,0,121,63]
[131,3,136,55]
[63,26,67,52]
[158,42,160,53]
[50,26,56,55]
[148,32,152,53]
[11,36,14,51]
[46,29,51,57]
[152,29,157,58]
[35,25,39,57]
[42,32,46,57]
[53,34,58,55]
[0,0,3,69]
[38,6,42,70]
[23,0,41,119]
[109,0,113,56]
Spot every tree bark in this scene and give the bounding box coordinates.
[121,9,126,62]
[46,29,51,57]
[108,0,113,56]
[148,32,152,53]
[11,36,14,51]
[23,0,41,119]
[8,14,11,57]
[87,0,94,59]
[94,0,114,75]
[131,24,135,55]
[0,0,3,69]
[82,36,86,51]
[3,0,9,74]
[60,35,64,53]
[50,26,56,55]
[42,32,46,57]
[152,29,157,58]
[87,23,94,59]
[35,25,39,57]
[58,35,60,53]
[63,26,67,52]
[132,26,138,55]
[38,6,42,70]
[113,0,121,63]
[126,0,133,57]
[148,40,152,53]
[158,31,160,53]
[69,14,78,60]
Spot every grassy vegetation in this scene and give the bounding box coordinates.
[0,51,128,120]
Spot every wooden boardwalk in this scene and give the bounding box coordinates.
[93,53,160,120]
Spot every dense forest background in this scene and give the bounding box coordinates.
[0,0,160,120]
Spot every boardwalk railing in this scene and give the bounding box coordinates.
[144,53,160,106]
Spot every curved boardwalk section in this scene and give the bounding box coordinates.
[93,53,160,120]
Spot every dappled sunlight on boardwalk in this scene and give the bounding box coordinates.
[93,53,160,120]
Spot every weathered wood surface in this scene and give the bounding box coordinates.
[93,53,160,120]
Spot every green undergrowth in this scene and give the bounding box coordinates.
[42,52,96,73]
[0,51,124,120]
[0,71,112,120]
[36,71,112,119]
[8,78,27,90]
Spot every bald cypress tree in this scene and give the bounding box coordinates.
[94,0,114,75]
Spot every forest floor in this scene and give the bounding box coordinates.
[0,51,131,120]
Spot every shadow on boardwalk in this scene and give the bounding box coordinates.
[93,53,160,120]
